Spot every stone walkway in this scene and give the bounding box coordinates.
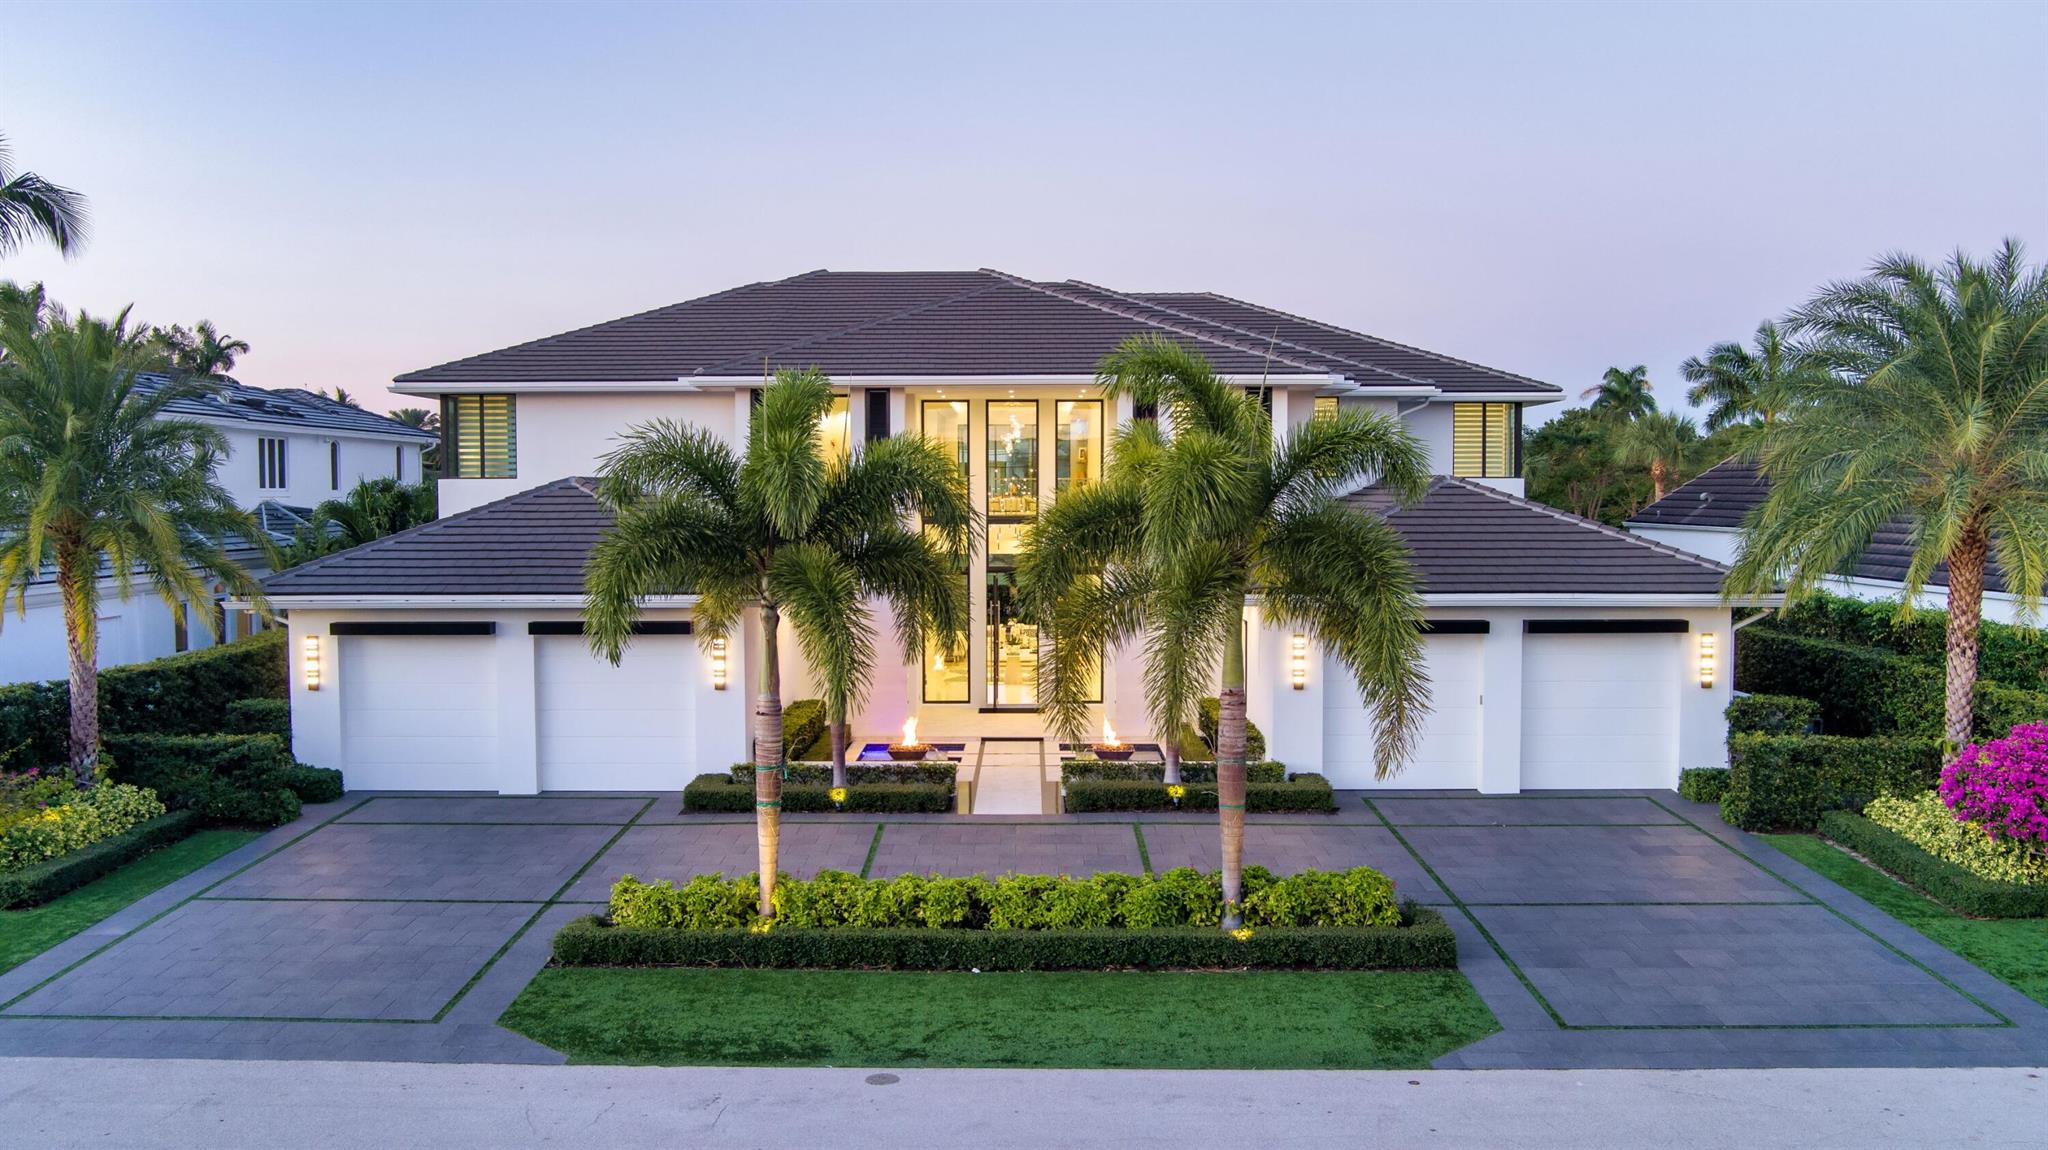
[2,789,2045,1068]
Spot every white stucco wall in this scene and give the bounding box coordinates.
[0,571,272,686]
[435,392,739,516]
[209,425,423,509]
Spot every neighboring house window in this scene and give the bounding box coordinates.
[442,395,517,478]
[864,388,891,443]
[1451,403,1520,478]
[395,444,404,481]
[173,606,188,653]
[1313,396,1339,421]
[330,442,340,490]
[258,437,287,489]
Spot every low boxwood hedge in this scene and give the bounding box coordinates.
[1060,760,1288,784]
[1816,810,2048,919]
[681,773,952,813]
[1677,767,1730,803]
[102,733,306,827]
[549,907,1456,971]
[0,809,200,909]
[1718,733,1941,831]
[730,762,957,786]
[1064,775,1336,813]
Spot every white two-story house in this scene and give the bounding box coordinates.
[0,376,436,684]
[265,270,1738,797]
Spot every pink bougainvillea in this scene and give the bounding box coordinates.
[1940,723,2048,846]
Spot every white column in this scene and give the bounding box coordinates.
[496,619,540,795]
[1255,620,1322,769]
[733,389,753,447]
[288,612,344,772]
[1676,609,1734,777]
[1477,618,1524,794]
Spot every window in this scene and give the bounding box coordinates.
[257,437,287,489]
[173,605,189,653]
[329,442,340,490]
[817,394,851,460]
[987,400,1038,517]
[1452,403,1520,478]
[442,395,517,479]
[394,444,404,482]
[865,389,891,443]
[1055,401,1102,493]
[1313,396,1339,421]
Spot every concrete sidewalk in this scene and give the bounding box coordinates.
[1,1057,2040,1149]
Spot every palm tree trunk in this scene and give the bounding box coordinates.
[753,606,784,917]
[1650,460,1669,503]
[1216,619,1248,930]
[1161,733,1181,786]
[1941,524,1989,749]
[57,541,100,786]
[829,700,849,790]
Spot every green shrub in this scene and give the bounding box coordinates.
[1817,811,2048,919]
[1678,767,1730,803]
[1718,733,1942,831]
[1062,775,1336,814]
[1775,591,2048,692]
[1060,760,1288,784]
[0,782,168,872]
[1196,697,1267,762]
[781,700,827,763]
[282,765,345,804]
[1735,627,2048,738]
[1862,792,2048,886]
[101,733,303,827]
[223,698,291,747]
[1242,867,1400,927]
[731,762,956,786]
[611,872,760,929]
[550,910,1456,971]
[1726,693,1821,736]
[0,810,200,909]
[680,774,952,814]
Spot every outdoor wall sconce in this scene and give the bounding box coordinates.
[302,635,321,691]
[710,638,728,691]
[1290,634,1308,690]
[1697,632,1716,688]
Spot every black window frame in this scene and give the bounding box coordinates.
[440,394,518,479]
[329,441,340,490]
[1452,402,1522,479]
[257,436,288,490]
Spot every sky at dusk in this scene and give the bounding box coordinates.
[4,0,2043,421]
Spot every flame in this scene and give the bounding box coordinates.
[900,716,919,746]
[1100,717,1122,747]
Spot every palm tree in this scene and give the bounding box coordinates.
[1613,409,1699,503]
[0,133,89,258]
[283,477,437,565]
[0,294,268,780]
[320,387,360,409]
[388,407,439,433]
[1680,321,1821,432]
[1582,365,1655,421]
[1728,240,2048,747]
[1018,336,1430,929]
[584,368,975,915]
[146,320,250,380]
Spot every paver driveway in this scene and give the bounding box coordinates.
[2,789,2045,1068]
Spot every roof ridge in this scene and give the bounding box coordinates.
[980,273,1334,377]
[392,270,832,385]
[1434,475,1730,574]
[268,476,595,583]
[693,274,1017,376]
[1058,278,1436,389]
[1152,290,1559,393]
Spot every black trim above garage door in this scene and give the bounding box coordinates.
[527,621,694,636]
[328,621,496,636]
[1524,619,1689,634]
[1419,620,1490,635]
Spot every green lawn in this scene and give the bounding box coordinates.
[0,830,260,975]
[1768,833,2048,1007]
[501,967,1498,1068]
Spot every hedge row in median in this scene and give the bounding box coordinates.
[1816,810,2048,919]
[0,809,201,909]
[681,773,953,814]
[1064,775,1336,813]
[550,908,1456,971]
[1059,760,1289,784]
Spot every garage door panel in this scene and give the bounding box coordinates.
[341,636,500,791]
[1521,633,1677,790]
[536,636,694,791]
[1326,635,1481,789]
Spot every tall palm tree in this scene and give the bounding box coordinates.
[146,320,250,380]
[320,387,360,409]
[286,477,436,563]
[1613,409,1699,503]
[388,407,439,433]
[584,368,975,915]
[0,294,268,780]
[0,133,89,259]
[1680,321,1821,432]
[1018,336,1430,929]
[1582,364,1655,421]
[1728,240,2048,746]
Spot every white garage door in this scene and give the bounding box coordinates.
[536,635,696,791]
[1325,634,1483,789]
[1521,632,1679,789]
[340,635,500,791]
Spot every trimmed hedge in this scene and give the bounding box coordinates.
[1678,767,1730,803]
[1726,693,1821,736]
[102,733,303,827]
[1735,627,2048,739]
[1775,591,2048,693]
[283,764,345,805]
[1061,760,1288,784]
[549,907,1457,971]
[0,809,200,909]
[781,699,827,762]
[0,631,288,769]
[1063,775,1337,814]
[681,773,952,814]
[1718,733,1942,831]
[1817,810,2048,919]
[223,698,291,748]
[1196,697,1267,762]
[731,762,956,786]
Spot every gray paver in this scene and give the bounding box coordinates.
[1402,825,1803,903]
[1138,823,1448,903]
[1372,797,1680,826]
[210,823,618,901]
[866,823,1142,877]
[565,822,879,898]
[340,796,649,824]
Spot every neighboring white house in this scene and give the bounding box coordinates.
[1627,458,2038,626]
[0,376,437,685]
[264,269,1740,796]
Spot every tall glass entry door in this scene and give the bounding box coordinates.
[985,523,1036,708]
